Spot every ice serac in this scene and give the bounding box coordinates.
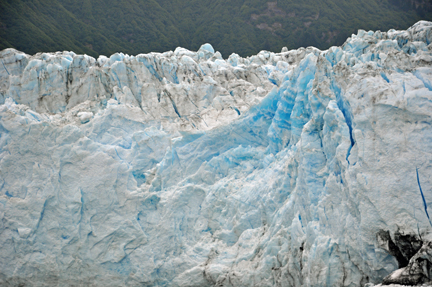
[0,21,432,286]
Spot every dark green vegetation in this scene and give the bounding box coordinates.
[1,0,431,58]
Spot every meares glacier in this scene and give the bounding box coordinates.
[0,21,432,287]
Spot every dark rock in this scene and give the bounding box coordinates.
[394,231,424,263]
[377,229,423,268]
[382,241,432,286]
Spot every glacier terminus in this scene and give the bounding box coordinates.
[1,21,432,286]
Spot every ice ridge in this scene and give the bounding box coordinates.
[0,21,432,286]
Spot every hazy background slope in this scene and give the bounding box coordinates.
[1,0,431,57]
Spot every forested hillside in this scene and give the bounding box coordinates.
[1,0,431,57]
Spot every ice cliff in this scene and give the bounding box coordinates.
[1,21,432,286]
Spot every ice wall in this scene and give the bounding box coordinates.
[0,21,432,286]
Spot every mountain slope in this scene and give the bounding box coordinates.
[1,0,431,57]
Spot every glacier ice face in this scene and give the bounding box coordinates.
[0,21,432,286]
[0,44,274,133]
